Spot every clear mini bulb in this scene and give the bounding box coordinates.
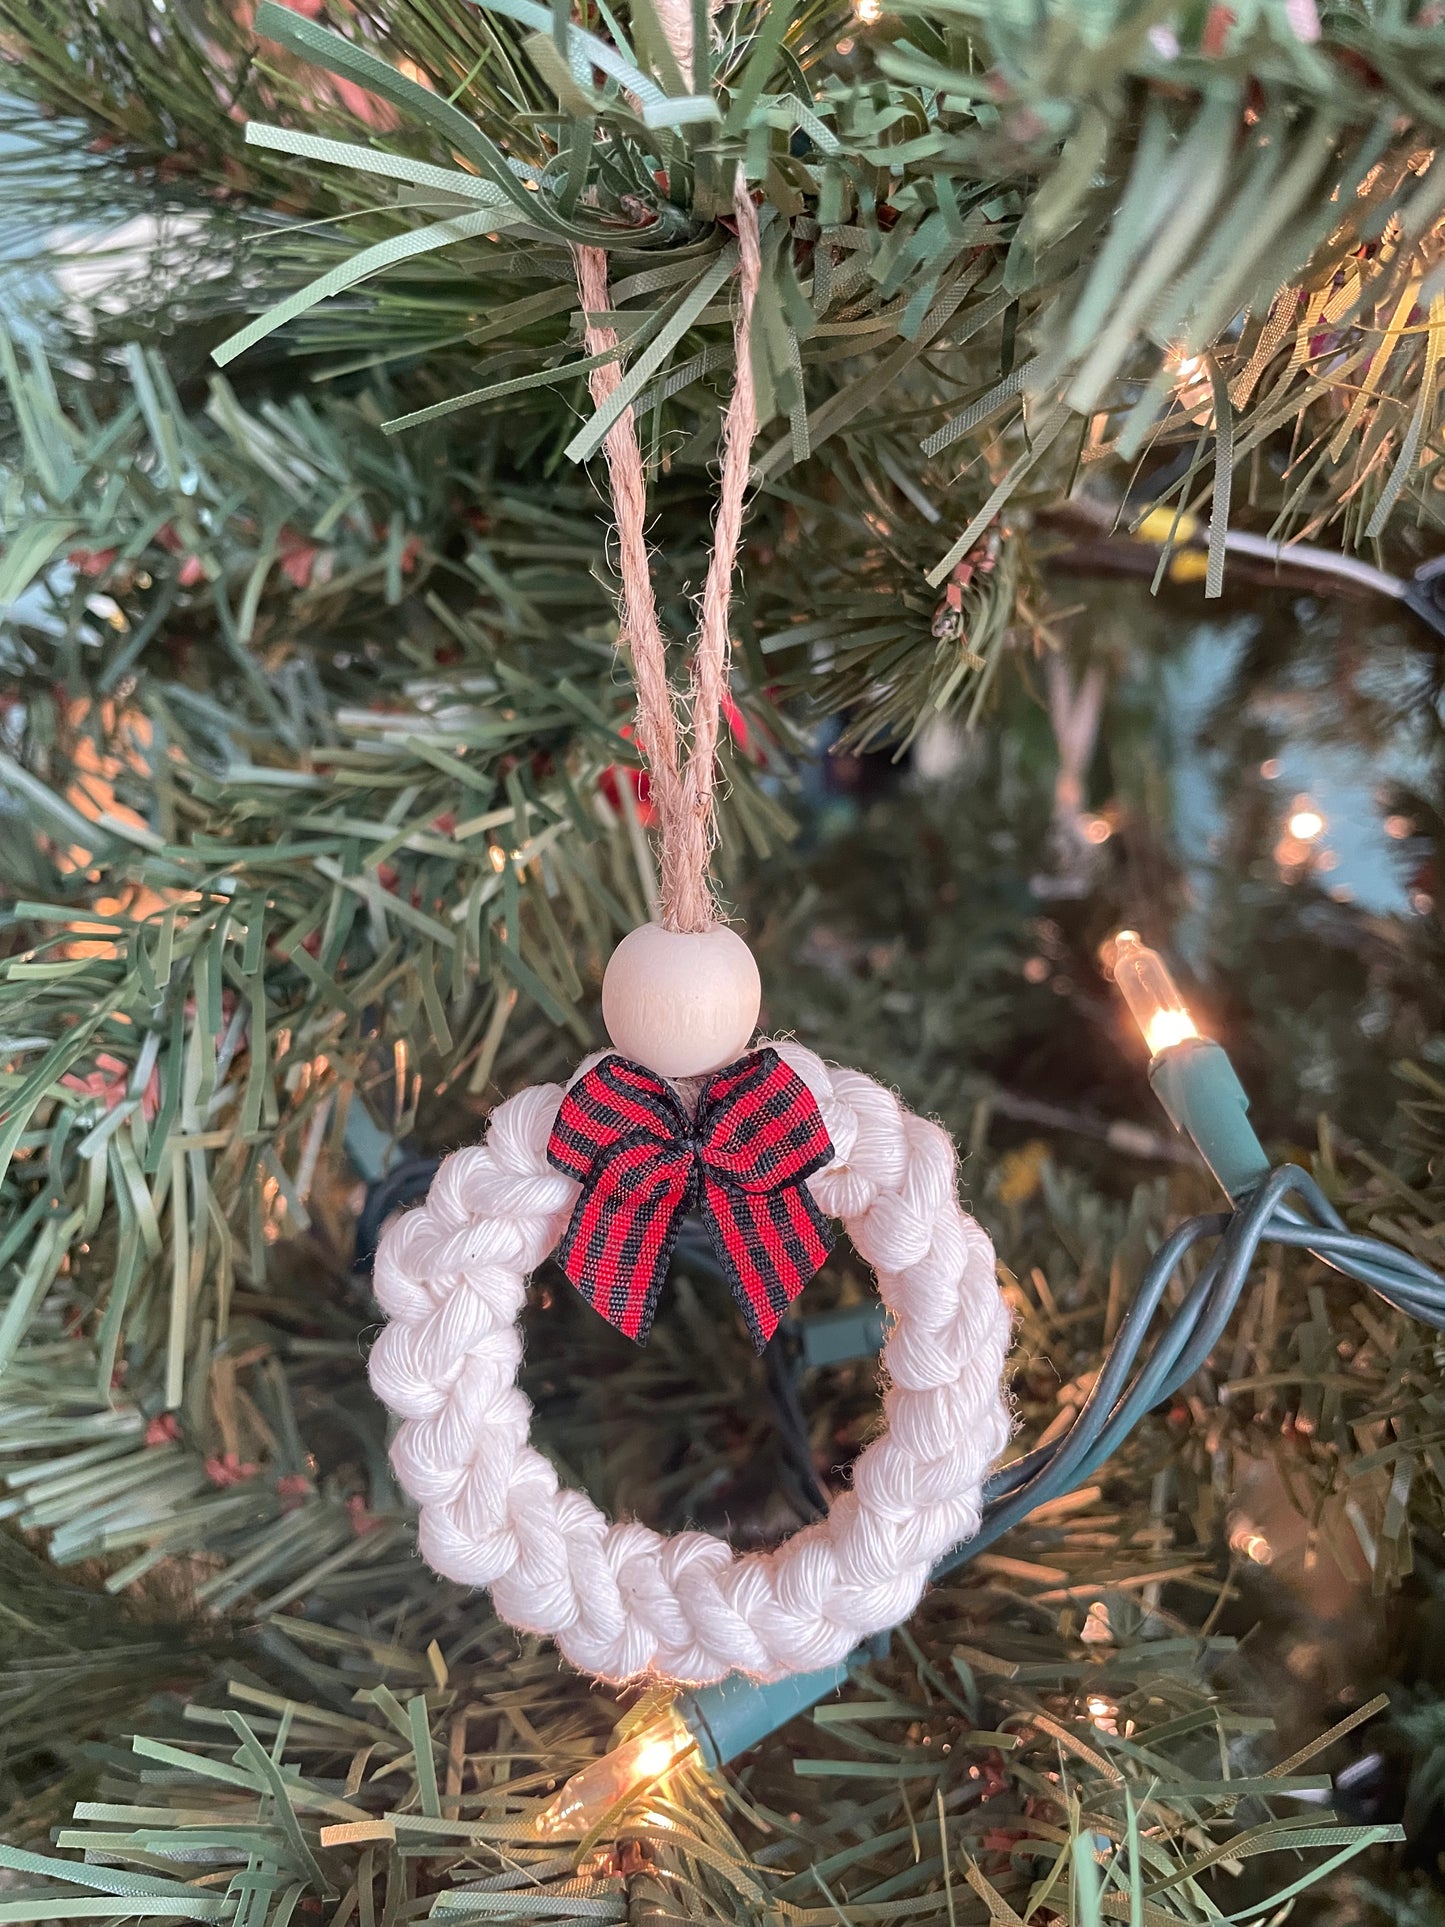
[533,1710,693,1840]
[1107,931,1201,1057]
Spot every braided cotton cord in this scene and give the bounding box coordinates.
[369,1043,1012,1685]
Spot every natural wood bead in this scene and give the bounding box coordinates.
[601,923,761,1078]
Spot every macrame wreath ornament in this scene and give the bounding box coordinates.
[365,161,1010,1685]
[369,1040,1011,1685]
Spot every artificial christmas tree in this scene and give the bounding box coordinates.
[5,0,1445,1920]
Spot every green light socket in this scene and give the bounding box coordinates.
[1147,1037,1271,1202]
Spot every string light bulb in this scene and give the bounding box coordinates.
[1287,804,1325,841]
[1165,347,1212,413]
[1105,933,1271,1200]
[1107,931,1200,1057]
[533,1709,694,1840]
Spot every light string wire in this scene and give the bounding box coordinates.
[681,1160,1445,1564]
[516,1137,1445,1788]
[948,1162,1445,1571]
[658,1160,1445,1771]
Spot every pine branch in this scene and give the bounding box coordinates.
[9,0,1439,562]
[0,1566,1404,1923]
[0,325,783,1517]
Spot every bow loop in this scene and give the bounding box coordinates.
[694,1052,835,1193]
[546,1056,691,1185]
[546,1049,835,1348]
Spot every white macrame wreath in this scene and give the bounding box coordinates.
[369,1040,1012,1686]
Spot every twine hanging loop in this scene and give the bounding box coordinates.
[575,170,762,933]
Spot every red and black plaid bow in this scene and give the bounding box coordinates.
[545,1049,835,1349]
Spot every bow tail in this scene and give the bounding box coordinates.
[701,1174,835,1352]
[555,1144,694,1343]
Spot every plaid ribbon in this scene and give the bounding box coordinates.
[545,1049,835,1349]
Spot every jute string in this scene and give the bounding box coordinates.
[574,169,762,934]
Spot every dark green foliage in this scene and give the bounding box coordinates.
[6,0,1445,1919]
[0,1571,1410,1926]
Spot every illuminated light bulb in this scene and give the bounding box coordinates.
[1229,1519,1273,1565]
[1287,804,1325,841]
[1164,346,1212,411]
[1106,932,1201,1058]
[533,1711,693,1840]
[854,0,883,21]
